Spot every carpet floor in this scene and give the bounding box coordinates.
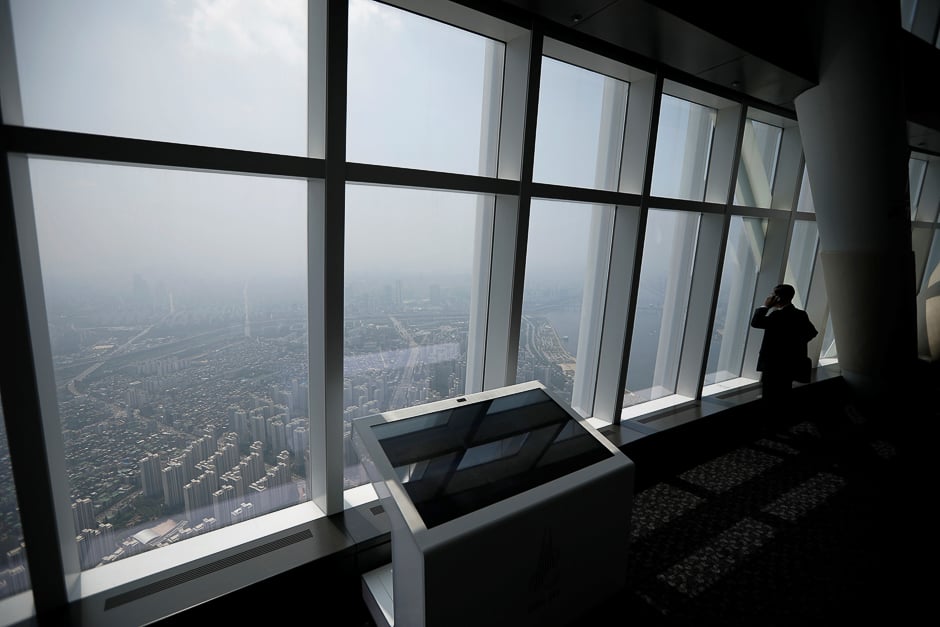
[575,399,926,626]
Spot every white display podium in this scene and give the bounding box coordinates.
[353,381,635,627]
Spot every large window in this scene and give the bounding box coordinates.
[820,315,838,364]
[517,199,611,409]
[909,157,928,219]
[0,0,840,622]
[923,231,940,295]
[734,119,782,208]
[923,231,940,359]
[346,0,504,175]
[786,220,820,310]
[650,95,716,201]
[344,184,477,487]
[533,57,628,190]
[796,166,815,214]
[910,156,939,224]
[9,0,308,155]
[26,158,309,568]
[624,209,699,406]
[705,217,767,385]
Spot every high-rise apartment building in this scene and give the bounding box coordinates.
[160,462,186,510]
[139,452,162,498]
[69,498,95,536]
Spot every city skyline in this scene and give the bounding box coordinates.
[0,262,596,592]
[0,0,832,608]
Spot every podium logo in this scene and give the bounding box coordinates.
[528,526,561,611]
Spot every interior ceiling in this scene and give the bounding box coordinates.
[474,0,940,156]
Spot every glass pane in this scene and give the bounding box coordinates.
[10,0,308,155]
[820,315,838,362]
[624,209,700,406]
[785,221,820,309]
[650,95,716,201]
[901,0,918,31]
[705,217,766,385]
[368,388,612,529]
[347,0,505,176]
[344,184,477,488]
[923,231,940,357]
[533,58,628,190]
[922,231,940,293]
[734,119,782,208]
[28,158,309,568]
[796,166,816,213]
[0,399,31,600]
[517,199,610,409]
[909,157,928,220]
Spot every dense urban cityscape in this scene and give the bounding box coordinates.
[0,271,585,598]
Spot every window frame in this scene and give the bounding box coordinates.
[0,1,848,624]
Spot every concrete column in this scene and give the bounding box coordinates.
[794,0,918,402]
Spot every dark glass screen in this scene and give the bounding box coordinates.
[370,388,612,528]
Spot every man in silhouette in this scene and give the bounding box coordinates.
[750,283,818,405]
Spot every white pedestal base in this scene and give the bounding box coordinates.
[362,563,394,627]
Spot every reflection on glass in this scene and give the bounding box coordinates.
[624,209,699,406]
[705,217,766,385]
[909,157,928,220]
[344,184,477,488]
[346,0,505,175]
[651,95,716,201]
[29,158,309,569]
[901,0,918,31]
[10,0,308,155]
[785,221,819,309]
[734,119,782,208]
[533,57,628,190]
[369,388,611,528]
[820,315,838,362]
[923,232,940,357]
[922,231,940,293]
[518,200,609,409]
[0,399,31,600]
[796,167,815,213]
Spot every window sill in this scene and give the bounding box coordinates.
[58,368,845,627]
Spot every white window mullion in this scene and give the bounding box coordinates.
[591,204,641,422]
[310,0,343,515]
[466,37,508,393]
[482,195,526,390]
[568,77,626,415]
[570,205,613,417]
[705,103,743,205]
[771,124,804,211]
[474,29,540,390]
[676,211,724,398]
[0,0,23,126]
[803,224,828,364]
[2,0,75,613]
[7,153,81,601]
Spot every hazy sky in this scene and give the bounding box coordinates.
[28,157,308,285]
[10,0,689,289]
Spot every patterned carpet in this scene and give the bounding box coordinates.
[575,398,924,626]
[342,372,935,627]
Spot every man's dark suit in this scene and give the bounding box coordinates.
[750,303,818,400]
